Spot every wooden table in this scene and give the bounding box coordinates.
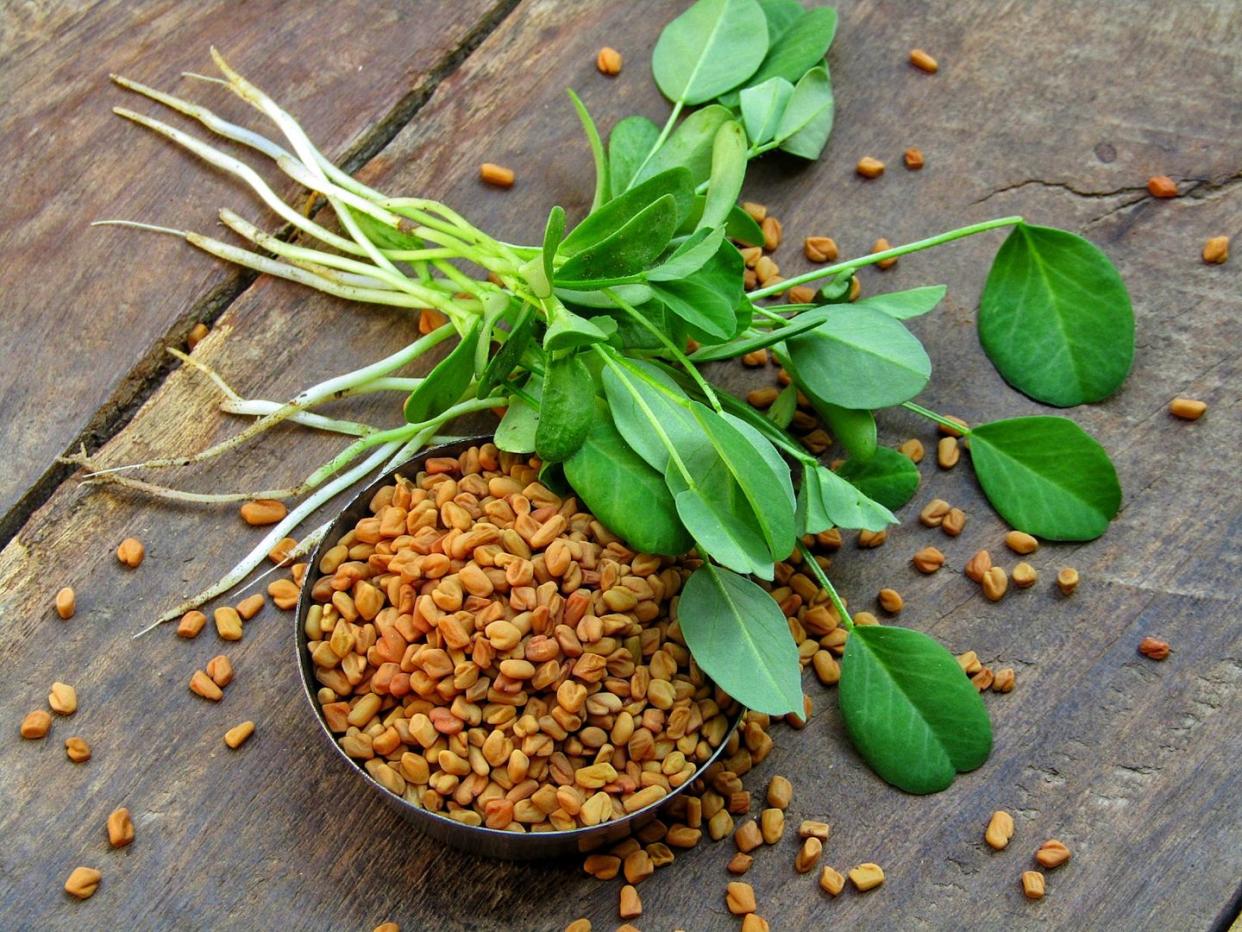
[1,2,1239,929]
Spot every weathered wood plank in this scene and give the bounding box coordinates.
[0,0,514,532]
[0,1,1239,930]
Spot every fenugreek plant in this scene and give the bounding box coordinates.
[82,0,1131,794]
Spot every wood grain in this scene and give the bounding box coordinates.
[0,1,1239,930]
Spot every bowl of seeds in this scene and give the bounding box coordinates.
[296,437,743,858]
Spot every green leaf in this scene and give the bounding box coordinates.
[560,168,694,257]
[836,447,921,511]
[608,116,661,195]
[535,354,596,463]
[786,304,931,409]
[600,356,701,473]
[567,90,609,210]
[968,416,1121,540]
[979,223,1134,407]
[556,194,679,284]
[672,482,773,578]
[557,283,654,310]
[767,383,797,428]
[797,464,894,534]
[815,401,876,461]
[541,206,566,285]
[840,624,992,794]
[740,77,795,147]
[476,309,534,398]
[650,240,744,341]
[746,6,837,88]
[689,309,835,362]
[678,564,802,715]
[757,0,804,40]
[775,65,834,160]
[817,273,855,303]
[495,390,539,454]
[543,308,617,352]
[726,203,766,247]
[403,322,481,423]
[346,206,421,250]
[648,227,725,281]
[565,405,693,555]
[637,105,734,188]
[700,121,748,230]
[652,0,769,105]
[855,285,946,320]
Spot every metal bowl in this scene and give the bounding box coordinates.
[295,436,741,859]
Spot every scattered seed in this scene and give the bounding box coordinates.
[766,775,792,810]
[1138,636,1171,661]
[619,884,642,919]
[734,819,764,853]
[65,736,91,763]
[206,655,234,688]
[708,808,736,840]
[856,156,885,179]
[982,566,1008,602]
[1056,567,1079,596]
[971,667,994,691]
[1021,870,1046,900]
[268,578,300,610]
[177,610,207,638]
[904,147,925,170]
[743,201,767,223]
[375,924,400,932]
[938,415,969,437]
[479,163,515,188]
[1005,530,1039,554]
[909,48,939,73]
[985,810,1015,850]
[858,529,887,549]
[224,721,255,749]
[848,862,885,891]
[726,881,757,914]
[190,670,223,701]
[937,436,960,469]
[418,308,448,334]
[849,277,862,300]
[49,682,77,715]
[992,668,1016,693]
[623,849,654,884]
[1147,175,1178,198]
[872,238,896,269]
[267,537,298,564]
[964,549,992,584]
[236,594,265,620]
[760,808,785,845]
[727,852,754,875]
[64,866,101,900]
[788,285,817,304]
[919,499,951,527]
[54,586,76,620]
[899,438,924,463]
[107,807,134,847]
[240,499,287,526]
[20,710,51,739]
[1202,235,1229,265]
[741,348,769,367]
[812,650,841,685]
[912,546,945,574]
[214,606,243,641]
[761,216,783,251]
[1011,562,1038,589]
[747,386,780,409]
[116,537,145,568]
[854,611,879,627]
[1169,397,1207,421]
[798,819,831,841]
[804,236,838,262]
[187,321,210,349]
[754,254,780,284]
[741,915,770,932]
[819,865,846,895]
[941,507,967,537]
[877,588,903,614]
[666,825,702,848]
[957,650,982,675]
[596,46,622,76]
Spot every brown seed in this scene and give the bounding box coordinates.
[1021,870,1046,900]
[741,915,770,932]
[938,415,969,437]
[795,836,823,873]
[116,537,144,568]
[1005,530,1039,554]
[20,710,51,739]
[919,499,951,527]
[708,808,735,840]
[964,549,992,584]
[214,606,243,641]
[206,655,234,688]
[418,308,447,334]
[236,594,264,620]
[49,682,77,715]
[877,588,903,614]
[596,46,622,76]
[666,824,702,848]
[55,586,76,620]
[760,808,785,844]
[788,285,817,304]
[743,201,767,223]
[65,736,91,763]
[1202,235,1229,265]
[819,865,846,895]
[187,321,210,349]
[909,48,938,73]
[1035,839,1071,869]
[480,163,515,188]
[849,862,885,891]
[64,866,102,899]
[268,537,298,564]
[107,807,134,847]
[804,236,839,263]
[623,849,654,885]
[941,507,967,537]
[1169,397,1207,421]
[872,238,896,269]
[564,922,589,932]
[812,650,841,686]
[747,386,781,409]
[741,348,769,367]
[1056,567,1079,596]
[375,925,400,932]
[854,611,879,626]
[937,436,960,469]
[754,254,780,284]
[766,775,792,810]
[1011,562,1038,589]
[799,820,831,841]
[726,881,757,915]
[224,721,255,749]
[734,818,763,853]
[858,529,887,549]
[992,667,1016,693]
[856,157,885,179]
[912,546,945,574]
[177,610,207,638]
[240,499,287,526]
[904,147,925,170]
[956,651,983,675]
[1138,636,1171,661]
[848,277,862,301]
[985,810,1015,850]
[583,854,621,880]
[619,884,642,919]
[761,216,783,252]
[727,852,754,875]
[1147,175,1178,198]
[190,670,223,701]
[268,578,300,610]
[899,438,924,462]
[982,566,1008,602]
[971,667,994,691]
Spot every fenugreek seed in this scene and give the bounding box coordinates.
[804,235,838,263]
[1009,562,1037,589]
[760,808,785,844]
[788,285,817,304]
[268,537,297,564]
[858,529,886,549]
[107,807,134,847]
[872,238,896,269]
[206,655,234,688]
[726,881,757,915]
[799,819,830,841]
[741,348,769,367]
[877,588,903,614]
[596,46,622,75]
[583,854,621,880]
[734,819,763,853]
[1202,235,1229,265]
[849,277,862,300]
[623,784,667,813]
[1169,397,1207,421]
[899,438,924,462]
[856,156,885,179]
[708,808,734,841]
[49,681,77,715]
[992,668,1016,693]
[623,849,654,885]
[1035,839,1071,869]
[919,499,951,527]
[741,914,770,932]
[666,825,702,848]
[982,566,1008,602]
[761,216,783,252]
[236,594,264,620]
[754,254,780,284]
[564,921,590,932]
[937,415,969,437]
[1056,567,1079,596]
[965,549,992,584]
[1005,530,1039,555]
[1021,870,1046,900]
[1138,636,1171,661]
[55,586,76,620]
[727,852,753,874]
[912,546,945,574]
[743,201,767,223]
[214,606,243,641]
[65,736,91,763]
[904,147,925,170]
[747,386,781,409]
[177,610,207,638]
[187,321,210,349]
[937,436,960,469]
[820,865,846,895]
[116,537,144,568]
[375,925,400,932]
[985,810,1015,850]
[480,163,516,188]
[240,499,287,526]
[956,650,982,675]
[268,578,300,610]
[909,48,938,73]
[971,667,994,691]
[64,866,102,899]
[941,507,967,537]
[225,721,255,749]
[1147,175,1178,198]
[812,650,840,685]
[190,670,223,702]
[848,862,885,891]
[619,884,642,919]
[20,709,51,739]
[795,836,823,873]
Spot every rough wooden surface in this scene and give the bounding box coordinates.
[1,1,1240,930]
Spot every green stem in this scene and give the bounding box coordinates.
[901,401,971,434]
[797,540,854,632]
[628,99,684,189]
[747,215,1024,300]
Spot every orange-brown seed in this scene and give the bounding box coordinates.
[856,157,885,179]
[596,47,622,76]
[480,163,516,188]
